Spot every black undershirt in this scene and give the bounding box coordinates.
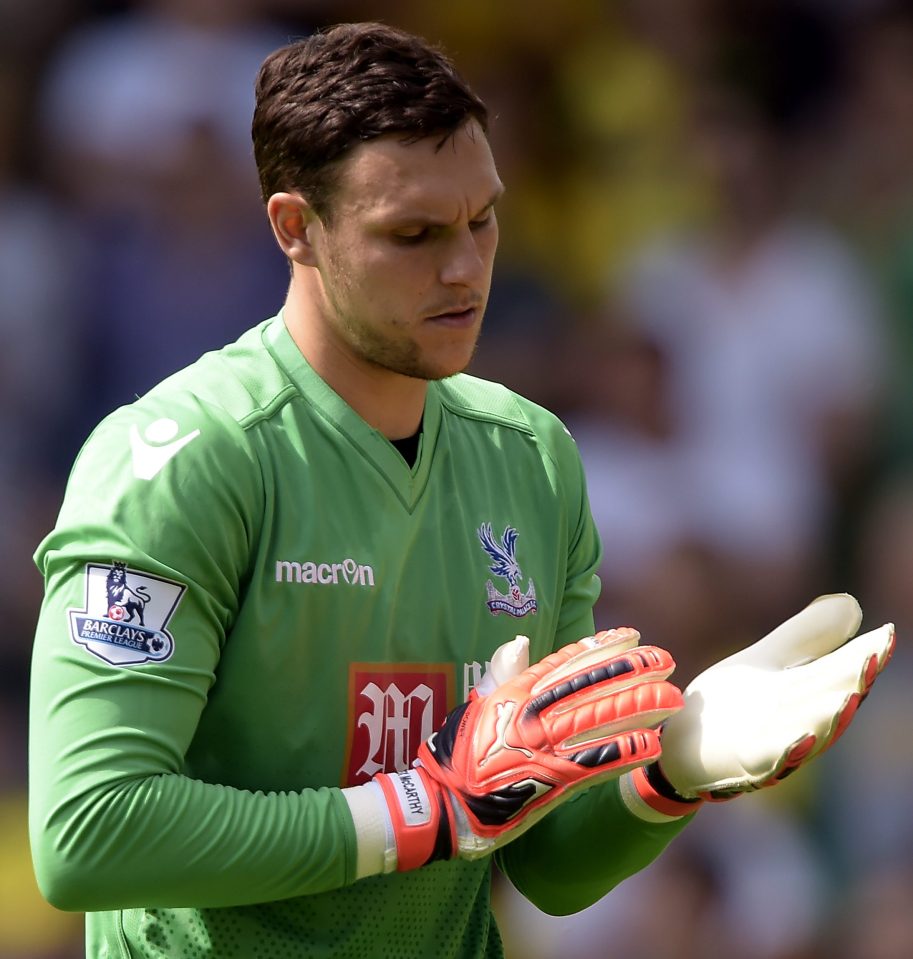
[390,430,421,467]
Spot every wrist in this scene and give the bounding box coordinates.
[374,766,456,872]
[341,779,397,878]
[619,763,703,823]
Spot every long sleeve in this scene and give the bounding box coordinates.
[496,779,693,915]
[28,394,360,911]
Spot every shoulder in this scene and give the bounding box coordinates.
[436,373,584,470]
[67,322,293,501]
[438,373,568,436]
[145,320,298,430]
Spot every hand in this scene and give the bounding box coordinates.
[375,628,683,870]
[624,594,895,818]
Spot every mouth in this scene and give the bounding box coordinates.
[426,306,479,328]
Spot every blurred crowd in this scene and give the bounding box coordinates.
[2,1,913,956]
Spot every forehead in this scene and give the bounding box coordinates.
[332,120,502,220]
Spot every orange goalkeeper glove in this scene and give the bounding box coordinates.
[344,628,683,874]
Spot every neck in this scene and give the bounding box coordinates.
[281,277,428,441]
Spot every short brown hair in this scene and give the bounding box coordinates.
[252,22,489,217]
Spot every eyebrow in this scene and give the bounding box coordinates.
[479,185,506,213]
[383,185,506,228]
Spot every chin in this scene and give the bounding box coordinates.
[379,334,480,382]
[422,352,477,382]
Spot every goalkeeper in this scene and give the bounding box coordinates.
[29,21,894,959]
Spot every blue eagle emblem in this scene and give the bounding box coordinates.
[477,523,538,618]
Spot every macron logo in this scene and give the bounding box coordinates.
[130,418,201,480]
[275,558,376,587]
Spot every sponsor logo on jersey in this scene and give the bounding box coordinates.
[68,562,185,666]
[275,558,375,587]
[342,664,454,786]
[478,523,538,618]
[130,417,200,480]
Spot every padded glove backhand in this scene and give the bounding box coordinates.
[354,628,684,872]
[622,594,894,819]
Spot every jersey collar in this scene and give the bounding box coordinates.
[262,313,442,510]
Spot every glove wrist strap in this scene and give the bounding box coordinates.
[375,767,456,872]
[620,764,703,823]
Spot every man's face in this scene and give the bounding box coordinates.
[309,119,503,382]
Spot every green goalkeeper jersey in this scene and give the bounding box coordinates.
[30,314,687,958]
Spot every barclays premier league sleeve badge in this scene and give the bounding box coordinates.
[68,562,185,666]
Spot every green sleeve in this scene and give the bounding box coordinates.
[496,780,694,915]
[542,414,602,649]
[29,396,357,912]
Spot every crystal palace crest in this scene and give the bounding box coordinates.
[477,523,538,618]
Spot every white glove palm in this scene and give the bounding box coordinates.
[657,593,894,801]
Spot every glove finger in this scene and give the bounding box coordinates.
[816,628,894,751]
[727,594,862,670]
[553,679,684,748]
[788,623,895,701]
[525,628,641,695]
[767,732,820,783]
[491,634,531,681]
[821,662,886,751]
[529,645,677,720]
[714,625,894,782]
[561,726,663,778]
[542,646,677,714]
[456,727,663,839]
[475,635,531,697]
[699,733,820,799]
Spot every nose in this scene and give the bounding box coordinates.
[438,226,490,288]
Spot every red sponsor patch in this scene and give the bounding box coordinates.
[342,663,455,786]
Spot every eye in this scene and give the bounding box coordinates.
[470,211,495,231]
[392,227,429,245]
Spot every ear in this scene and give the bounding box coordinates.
[266,192,322,266]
